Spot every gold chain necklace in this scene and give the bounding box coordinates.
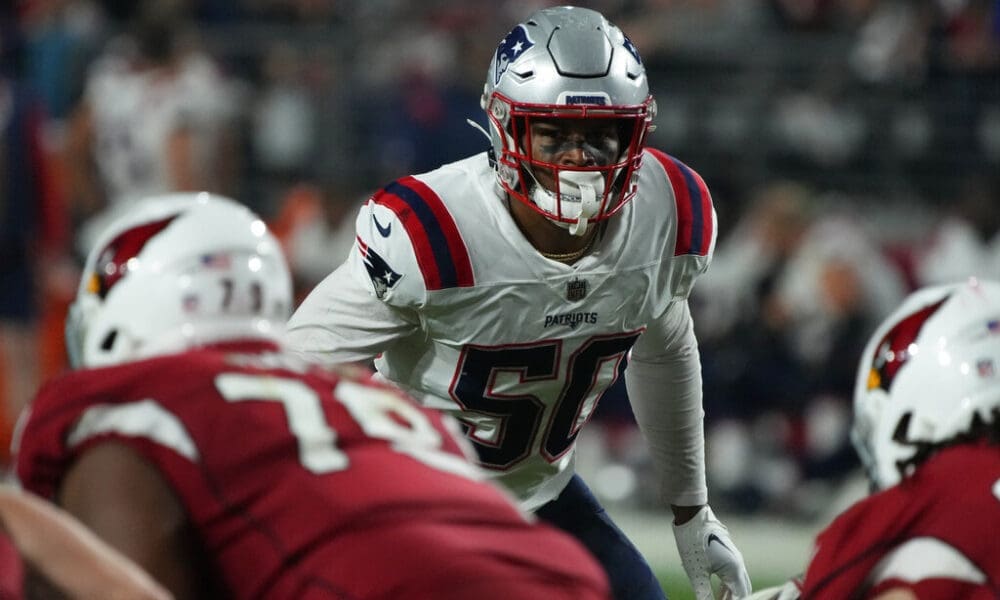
[539,229,598,263]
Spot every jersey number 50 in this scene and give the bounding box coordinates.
[450,333,640,469]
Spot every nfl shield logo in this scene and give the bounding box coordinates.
[566,278,587,301]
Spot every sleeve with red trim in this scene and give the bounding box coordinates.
[286,260,421,365]
[347,176,474,309]
[287,176,474,365]
[645,149,718,301]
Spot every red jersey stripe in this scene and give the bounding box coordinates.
[397,176,474,287]
[646,149,714,257]
[370,178,474,290]
[370,188,442,290]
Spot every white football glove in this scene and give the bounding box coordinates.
[673,505,752,600]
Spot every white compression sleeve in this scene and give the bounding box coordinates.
[624,300,708,507]
[286,262,419,364]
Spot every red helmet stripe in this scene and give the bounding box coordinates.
[95,216,178,298]
[872,297,949,391]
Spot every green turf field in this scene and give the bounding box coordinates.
[658,568,786,600]
[609,506,822,599]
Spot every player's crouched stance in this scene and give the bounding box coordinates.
[751,278,1000,599]
[13,193,611,600]
[287,6,752,598]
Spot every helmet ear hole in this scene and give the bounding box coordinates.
[100,330,118,352]
[891,412,912,443]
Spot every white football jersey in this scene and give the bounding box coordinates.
[288,149,716,510]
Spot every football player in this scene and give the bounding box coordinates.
[750,278,1000,599]
[286,6,751,599]
[14,193,611,600]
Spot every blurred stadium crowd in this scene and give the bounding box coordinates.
[1,0,998,517]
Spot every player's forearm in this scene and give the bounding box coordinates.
[286,262,417,364]
[625,349,708,507]
[626,301,709,506]
[0,488,171,600]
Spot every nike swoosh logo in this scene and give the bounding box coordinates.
[707,533,731,552]
[373,214,392,237]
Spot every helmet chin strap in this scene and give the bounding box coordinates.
[530,170,605,237]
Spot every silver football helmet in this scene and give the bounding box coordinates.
[851,278,1000,490]
[66,193,292,368]
[481,6,655,235]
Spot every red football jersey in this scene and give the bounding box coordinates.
[0,532,23,600]
[800,443,1000,598]
[15,342,609,600]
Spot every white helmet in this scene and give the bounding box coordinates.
[851,278,1000,490]
[481,6,655,235]
[66,193,292,368]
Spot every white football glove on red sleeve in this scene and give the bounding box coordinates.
[673,505,752,600]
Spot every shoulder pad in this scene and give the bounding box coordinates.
[350,176,474,306]
[645,148,717,258]
[643,149,718,301]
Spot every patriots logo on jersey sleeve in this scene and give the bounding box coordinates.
[357,237,401,300]
[370,177,474,291]
[494,25,534,85]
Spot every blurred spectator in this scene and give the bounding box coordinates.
[766,0,843,31]
[769,75,868,168]
[915,172,1000,286]
[774,202,907,374]
[352,5,490,184]
[695,182,818,513]
[268,183,361,304]
[65,2,242,257]
[696,183,908,515]
[933,0,1000,72]
[762,200,906,493]
[926,0,1000,172]
[694,180,815,344]
[19,0,108,122]
[243,0,343,23]
[0,19,71,463]
[251,42,316,185]
[848,0,931,86]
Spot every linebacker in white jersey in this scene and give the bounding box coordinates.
[288,6,752,600]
